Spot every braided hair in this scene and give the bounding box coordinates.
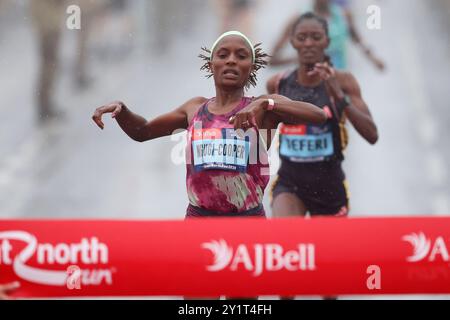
[199,43,270,90]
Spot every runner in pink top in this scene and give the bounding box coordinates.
[186,96,269,217]
[92,31,327,218]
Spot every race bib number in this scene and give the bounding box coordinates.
[192,128,251,172]
[279,125,334,162]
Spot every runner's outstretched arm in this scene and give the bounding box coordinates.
[303,63,379,145]
[270,16,300,66]
[339,72,379,144]
[344,10,385,71]
[229,95,327,130]
[261,94,327,126]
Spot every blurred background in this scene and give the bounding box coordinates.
[0,0,449,299]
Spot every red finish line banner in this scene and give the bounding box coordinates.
[0,218,449,298]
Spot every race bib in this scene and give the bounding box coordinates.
[279,124,334,162]
[191,128,251,172]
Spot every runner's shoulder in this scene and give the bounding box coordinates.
[182,97,208,122]
[335,70,359,90]
[267,71,292,94]
[267,73,280,90]
[182,96,208,112]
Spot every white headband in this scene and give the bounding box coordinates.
[210,31,256,63]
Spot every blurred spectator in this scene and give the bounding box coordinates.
[145,0,204,55]
[148,0,179,54]
[73,0,100,90]
[30,0,66,124]
[89,0,135,59]
[0,0,7,14]
[270,0,385,71]
[329,0,385,70]
[0,0,11,15]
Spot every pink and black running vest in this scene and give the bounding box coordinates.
[185,97,269,217]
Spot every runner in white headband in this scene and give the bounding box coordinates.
[210,31,256,63]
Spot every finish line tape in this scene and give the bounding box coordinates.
[0,218,449,298]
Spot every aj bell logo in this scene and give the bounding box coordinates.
[402,232,449,262]
[202,239,316,277]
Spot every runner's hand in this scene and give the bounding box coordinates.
[229,99,265,131]
[371,56,386,72]
[92,101,125,130]
[0,282,20,300]
[307,62,336,80]
[309,63,346,101]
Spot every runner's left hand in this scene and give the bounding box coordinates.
[307,62,336,80]
[309,63,345,101]
[229,99,265,131]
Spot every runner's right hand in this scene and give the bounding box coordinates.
[309,63,345,101]
[371,56,386,72]
[92,101,125,130]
